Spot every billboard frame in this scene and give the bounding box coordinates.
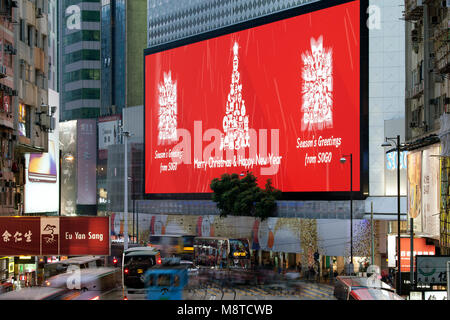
[143,0,369,201]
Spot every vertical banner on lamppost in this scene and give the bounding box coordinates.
[422,146,440,239]
[77,119,97,205]
[60,120,77,215]
[407,151,422,232]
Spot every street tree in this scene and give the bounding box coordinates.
[210,172,281,221]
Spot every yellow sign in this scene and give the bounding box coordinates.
[137,269,144,274]
[184,247,194,251]
[8,261,14,273]
[233,252,247,257]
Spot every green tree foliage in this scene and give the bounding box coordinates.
[210,172,281,221]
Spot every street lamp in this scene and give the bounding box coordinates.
[381,135,402,295]
[120,126,133,250]
[340,154,353,274]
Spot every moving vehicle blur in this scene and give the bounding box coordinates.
[144,264,188,300]
[333,276,403,300]
[194,237,253,284]
[44,256,105,279]
[148,234,195,260]
[122,247,162,299]
[0,267,120,300]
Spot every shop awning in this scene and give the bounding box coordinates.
[15,142,45,154]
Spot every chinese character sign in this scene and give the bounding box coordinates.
[0,217,110,256]
[77,119,97,205]
[0,217,40,256]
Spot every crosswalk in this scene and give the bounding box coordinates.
[187,281,335,300]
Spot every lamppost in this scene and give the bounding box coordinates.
[120,126,132,250]
[381,135,402,295]
[340,154,353,274]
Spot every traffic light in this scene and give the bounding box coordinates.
[113,257,118,267]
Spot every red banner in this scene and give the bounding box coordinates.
[145,1,362,195]
[0,217,41,256]
[60,217,110,256]
[399,238,435,272]
[0,217,110,256]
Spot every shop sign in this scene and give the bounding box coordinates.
[233,252,247,257]
[14,256,35,264]
[424,291,447,300]
[416,256,450,286]
[399,238,435,272]
[0,217,110,256]
[409,291,422,300]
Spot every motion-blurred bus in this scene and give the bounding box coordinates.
[0,268,120,300]
[193,237,252,284]
[148,234,195,260]
[43,256,105,279]
[193,237,251,269]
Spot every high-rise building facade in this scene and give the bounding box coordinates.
[14,0,53,216]
[404,0,450,254]
[47,0,58,91]
[99,0,147,215]
[0,0,17,216]
[59,0,101,121]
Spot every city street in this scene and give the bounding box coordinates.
[100,280,336,301]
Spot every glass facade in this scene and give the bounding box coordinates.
[60,0,101,121]
[101,1,112,114]
[101,0,126,116]
[147,0,319,47]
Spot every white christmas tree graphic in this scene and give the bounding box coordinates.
[158,71,178,145]
[220,42,250,151]
[301,36,333,131]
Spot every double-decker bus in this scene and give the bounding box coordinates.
[193,237,252,284]
[148,234,195,260]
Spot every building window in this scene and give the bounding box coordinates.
[64,49,100,65]
[20,19,25,42]
[27,25,33,47]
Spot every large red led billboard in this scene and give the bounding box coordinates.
[145,0,367,197]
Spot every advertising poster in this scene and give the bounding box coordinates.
[128,213,366,255]
[145,1,364,196]
[60,120,77,215]
[421,146,440,239]
[77,119,97,205]
[407,150,422,231]
[24,90,60,214]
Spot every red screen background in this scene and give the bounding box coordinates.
[145,1,361,194]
